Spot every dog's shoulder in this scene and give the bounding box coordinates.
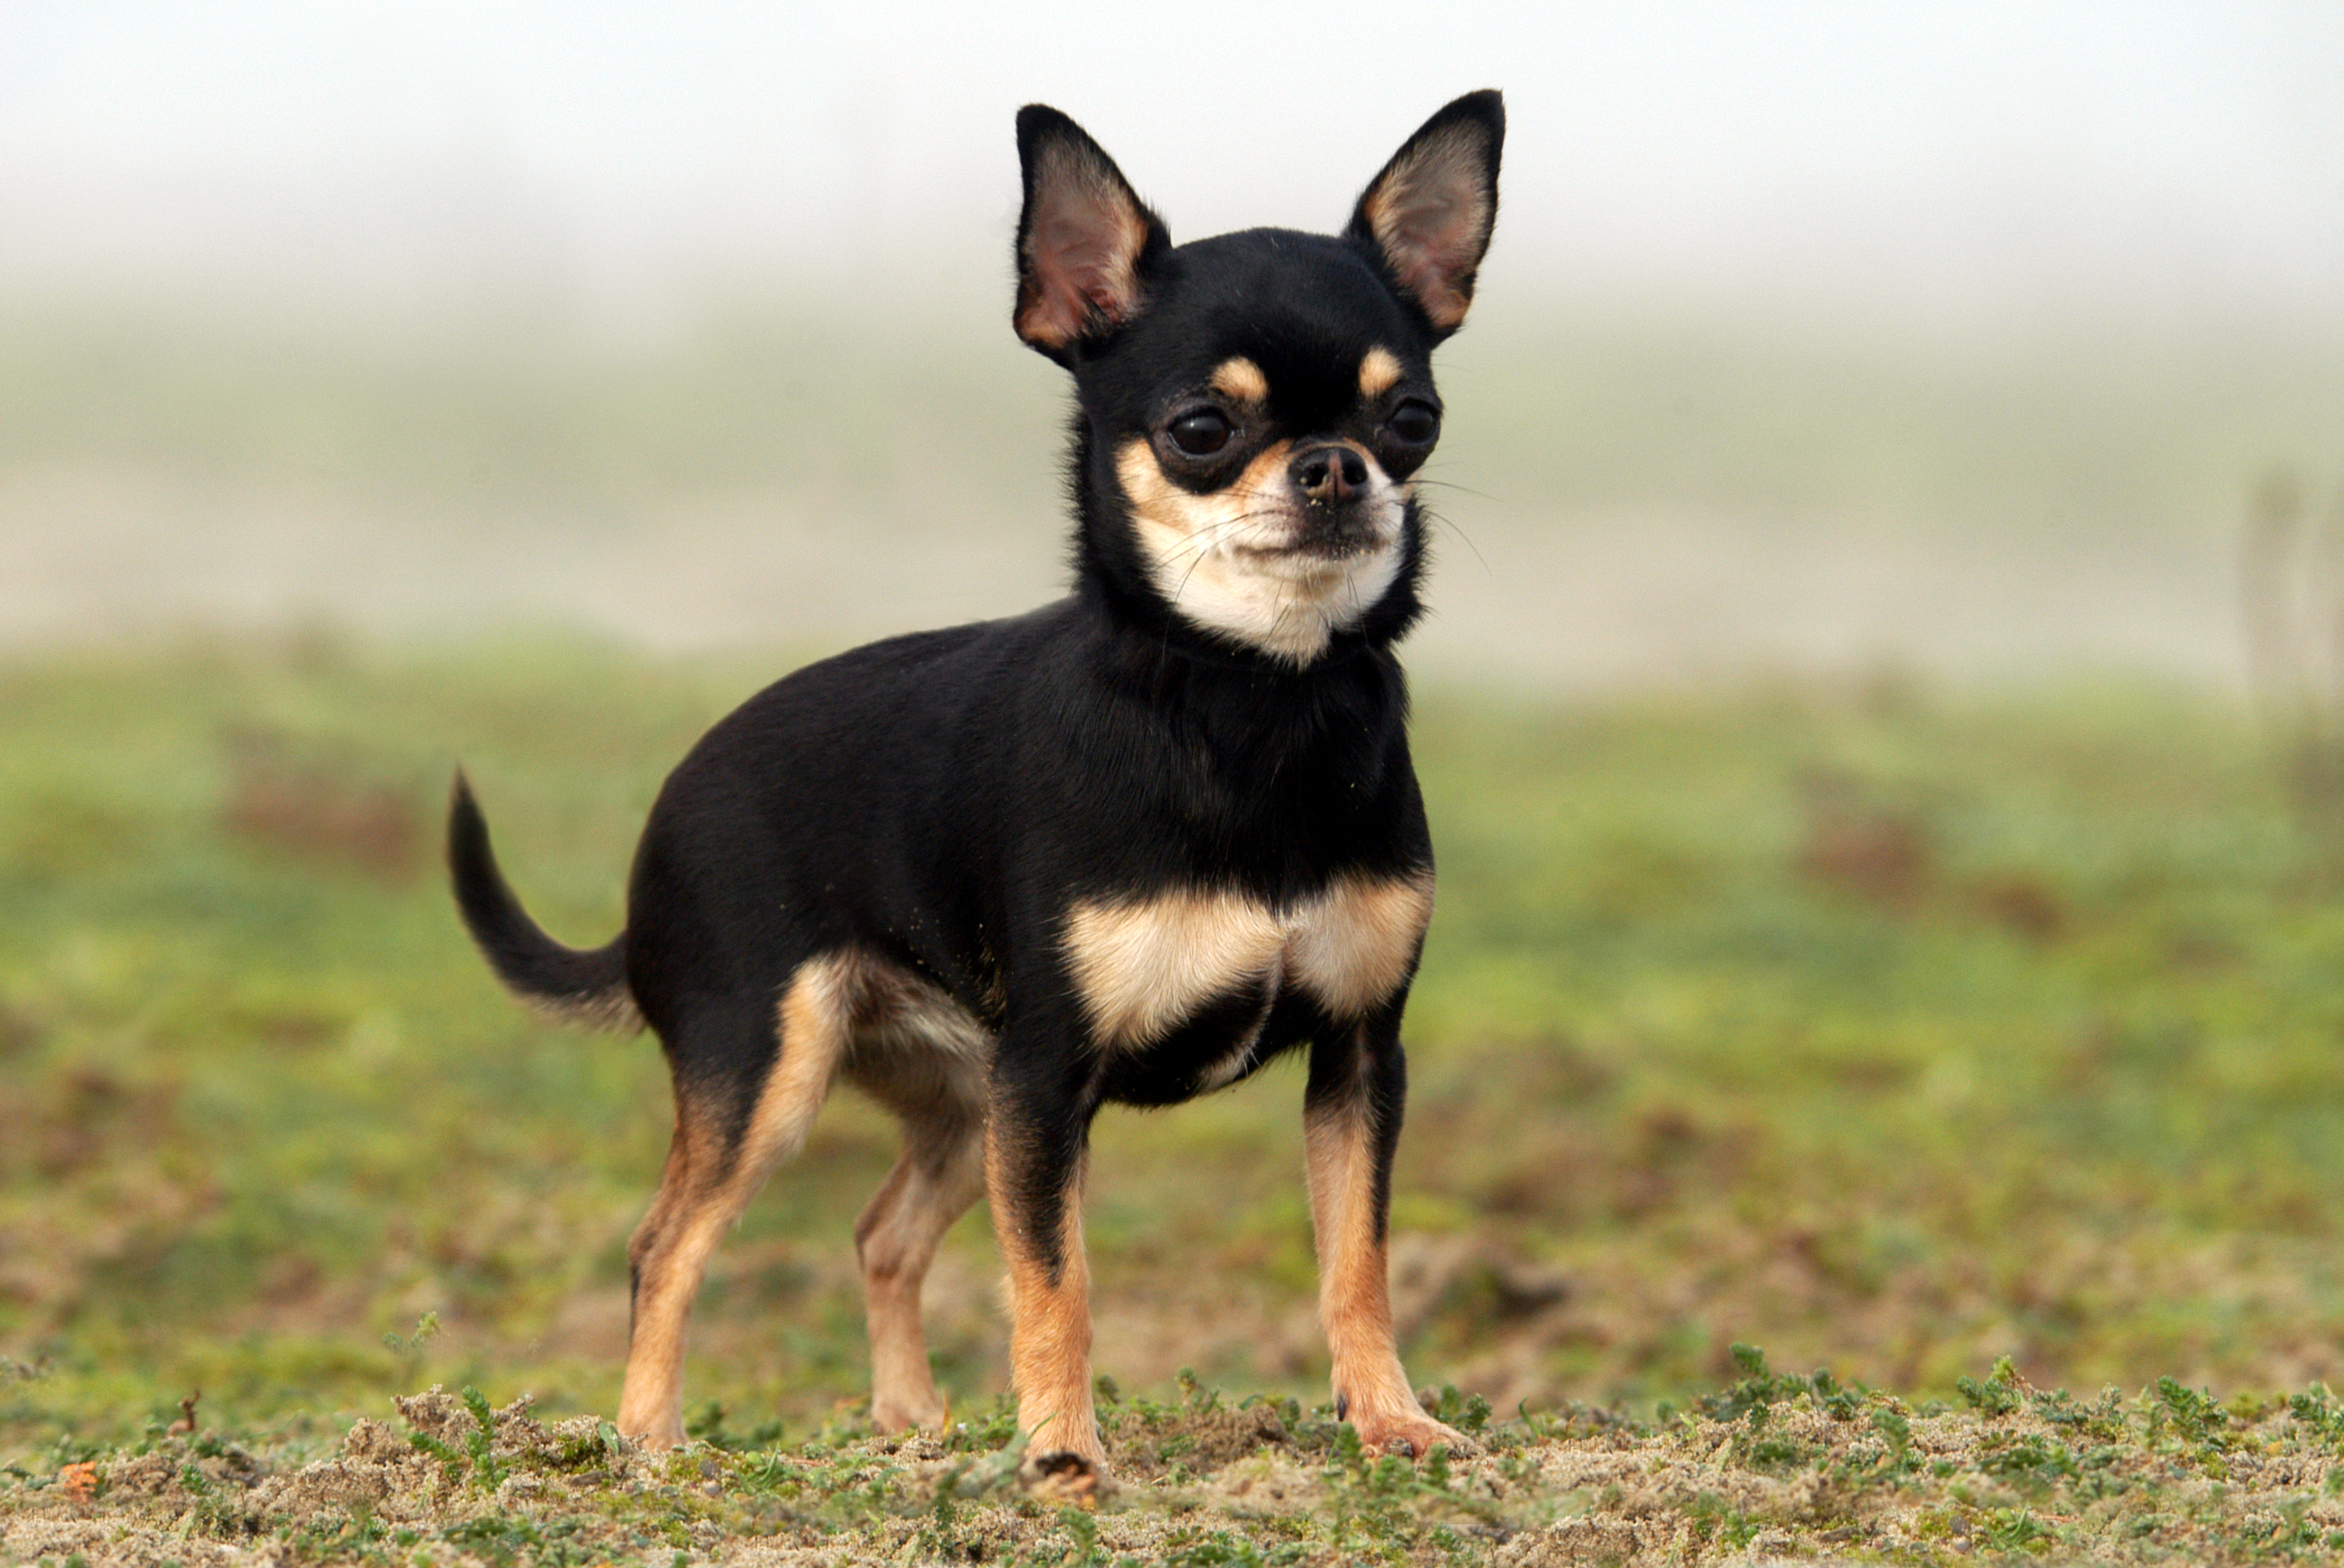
[701,602,1078,738]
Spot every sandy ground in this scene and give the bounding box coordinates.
[9,1378,2337,1566]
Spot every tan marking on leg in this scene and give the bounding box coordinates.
[1304,1075,1459,1457]
[986,1124,1103,1464]
[856,1123,985,1432]
[1210,355,1269,404]
[1287,871,1435,1019]
[615,1121,711,1445]
[1357,346,1403,400]
[1304,1093,1414,1425]
[1063,888,1285,1047]
[614,955,855,1446]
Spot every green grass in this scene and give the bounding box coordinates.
[6,636,2344,1499]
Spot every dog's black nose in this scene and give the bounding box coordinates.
[1290,443,1369,504]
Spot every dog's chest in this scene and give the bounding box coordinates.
[1061,873,1433,1057]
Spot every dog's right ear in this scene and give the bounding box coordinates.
[1347,90,1505,340]
[1014,106,1169,363]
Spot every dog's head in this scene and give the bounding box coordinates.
[1013,93,1503,667]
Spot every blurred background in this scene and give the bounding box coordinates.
[8,0,2344,680]
[10,0,2344,1453]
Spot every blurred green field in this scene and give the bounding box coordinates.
[6,637,2344,1468]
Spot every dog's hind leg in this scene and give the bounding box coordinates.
[843,968,994,1433]
[853,1107,985,1432]
[616,959,853,1446]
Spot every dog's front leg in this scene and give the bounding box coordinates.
[1304,1012,1467,1459]
[983,1068,1106,1467]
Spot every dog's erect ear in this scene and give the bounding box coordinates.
[1347,91,1505,338]
[1014,106,1169,362]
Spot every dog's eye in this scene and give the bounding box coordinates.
[1386,401,1441,447]
[1167,409,1233,457]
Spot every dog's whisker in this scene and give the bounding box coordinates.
[1150,510,1288,570]
[1409,477,1502,503]
[1417,507,1490,574]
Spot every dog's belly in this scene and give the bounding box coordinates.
[1063,872,1435,1098]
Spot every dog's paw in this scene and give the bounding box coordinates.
[1019,1447,1109,1506]
[1350,1412,1475,1461]
[621,1420,687,1451]
[871,1390,949,1435]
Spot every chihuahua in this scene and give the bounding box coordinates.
[450,90,1503,1471]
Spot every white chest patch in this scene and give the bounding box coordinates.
[1062,872,1435,1048]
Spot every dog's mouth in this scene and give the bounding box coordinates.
[1239,510,1395,564]
[1240,530,1386,563]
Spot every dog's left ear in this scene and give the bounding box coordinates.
[1347,90,1505,338]
[1014,106,1170,362]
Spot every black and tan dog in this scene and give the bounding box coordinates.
[449,90,1503,1470]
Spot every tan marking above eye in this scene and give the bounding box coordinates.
[1062,872,1435,1047]
[1357,348,1404,400]
[1210,356,1270,403]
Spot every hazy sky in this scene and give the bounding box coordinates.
[2,1,2340,327]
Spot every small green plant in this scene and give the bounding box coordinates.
[1052,1505,1103,1567]
[440,1512,570,1568]
[549,1418,626,1472]
[2289,1384,2344,1446]
[1431,1383,1493,1435]
[173,1461,238,1535]
[381,1312,440,1385]
[460,1386,508,1491]
[1980,1433,2077,1493]
[944,1397,1023,1453]
[683,1398,785,1452]
[406,1388,508,1492]
[1696,1342,1821,1423]
[1175,1368,1219,1414]
[2151,1377,2229,1446]
[1870,1405,1914,1474]
[2027,1384,2128,1443]
[1689,1493,1762,1552]
[1982,1506,2054,1552]
[1956,1357,2024,1417]
[406,1429,466,1478]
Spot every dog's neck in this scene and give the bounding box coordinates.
[1059,429,1418,823]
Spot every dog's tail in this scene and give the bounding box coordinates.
[447,771,643,1034]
